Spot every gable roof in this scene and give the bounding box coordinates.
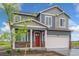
[39,6,70,18]
[12,19,48,28]
[32,19,48,27]
[56,12,70,18]
[39,6,63,13]
[13,6,70,18]
[13,12,38,17]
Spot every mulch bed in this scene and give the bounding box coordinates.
[12,50,63,56]
[0,49,64,56]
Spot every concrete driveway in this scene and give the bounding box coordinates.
[70,49,79,56]
[50,48,79,56]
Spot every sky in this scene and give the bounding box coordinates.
[0,3,79,41]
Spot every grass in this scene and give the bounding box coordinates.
[0,41,11,49]
[71,41,79,48]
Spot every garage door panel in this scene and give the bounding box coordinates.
[46,35,69,48]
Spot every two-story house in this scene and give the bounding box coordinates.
[12,6,71,53]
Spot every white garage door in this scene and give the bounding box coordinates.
[46,35,69,48]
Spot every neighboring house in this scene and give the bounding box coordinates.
[12,6,71,53]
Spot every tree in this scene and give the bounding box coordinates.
[0,3,20,55]
[0,3,32,55]
[0,32,10,41]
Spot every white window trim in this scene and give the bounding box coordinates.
[45,16,52,27]
[19,15,21,21]
[23,16,27,20]
[14,15,17,22]
[59,18,66,28]
[14,15,21,22]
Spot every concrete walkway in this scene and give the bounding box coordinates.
[70,49,79,56]
[46,48,79,56]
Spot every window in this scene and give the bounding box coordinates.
[20,33,26,42]
[15,29,29,42]
[16,32,26,42]
[45,16,52,27]
[59,18,65,28]
[14,15,21,22]
[22,16,27,20]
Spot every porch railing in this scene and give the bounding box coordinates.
[15,42,30,48]
[15,41,45,48]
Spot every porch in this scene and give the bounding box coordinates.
[12,19,48,49]
[13,29,47,49]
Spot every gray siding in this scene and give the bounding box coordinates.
[36,15,40,21]
[13,14,35,22]
[47,30,70,35]
[55,13,69,29]
[39,7,69,30]
[42,7,62,15]
[40,14,44,23]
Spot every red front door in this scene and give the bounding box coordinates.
[35,33,41,47]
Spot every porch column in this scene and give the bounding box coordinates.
[30,29,32,48]
[12,28,15,49]
[45,30,47,47]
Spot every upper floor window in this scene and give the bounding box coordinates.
[59,18,65,28]
[22,16,27,20]
[14,15,21,22]
[45,16,52,27]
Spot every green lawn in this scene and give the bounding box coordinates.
[0,42,11,49]
[71,41,79,48]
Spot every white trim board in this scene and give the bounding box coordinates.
[39,6,63,13]
[13,25,47,29]
[45,16,52,27]
[59,18,66,28]
[27,25,46,28]
[13,19,48,28]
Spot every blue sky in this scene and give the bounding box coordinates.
[0,3,79,41]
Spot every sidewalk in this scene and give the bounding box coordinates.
[70,49,79,56]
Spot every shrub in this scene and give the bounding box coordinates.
[27,48,32,54]
[16,49,21,53]
[6,49,11,55]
